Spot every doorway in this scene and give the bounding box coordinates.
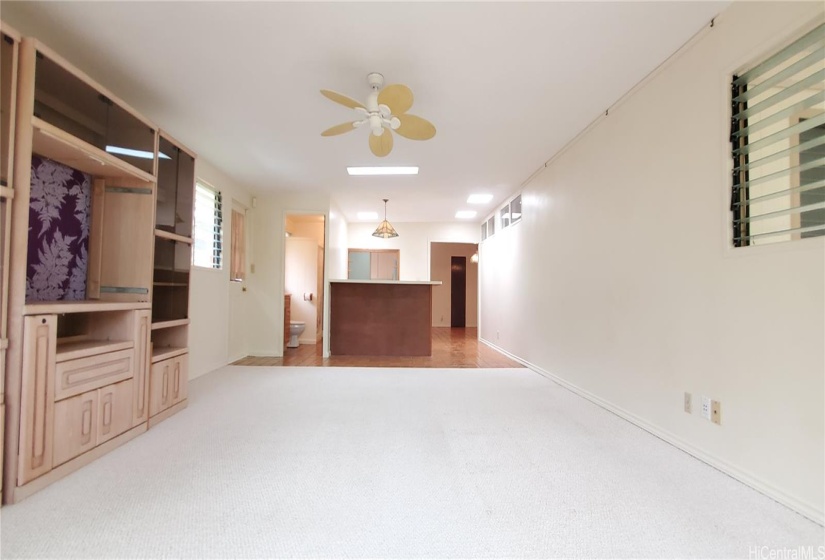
[429,242,478,328]
[451,256,466,327]
[284,213,325,354]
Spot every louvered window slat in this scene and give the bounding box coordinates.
[731,23,825,246]
[193,182,222,268]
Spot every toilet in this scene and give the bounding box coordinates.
[287,321,305,348]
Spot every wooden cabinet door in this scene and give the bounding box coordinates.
[132,310,151,426]
[53,389,98,467]
[149,359,171,417]
[18,315,56,484]
[170,354,188,406]
[98,380,133,444]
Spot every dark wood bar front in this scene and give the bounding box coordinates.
[329,280,440,356]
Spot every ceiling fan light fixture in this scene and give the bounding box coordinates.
[321,73,436,157]
[372,199,399,239]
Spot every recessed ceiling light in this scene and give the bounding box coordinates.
[455,210,477,219]
[347,166,419,176]
[467,194,493,204]
[357,211,378,220]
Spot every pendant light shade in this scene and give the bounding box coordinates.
[372,199,399,238]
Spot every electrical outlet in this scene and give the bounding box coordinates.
[701,396,712,420]
[711,400,721,425]
[684,392,692,413]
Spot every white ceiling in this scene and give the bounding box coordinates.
[3,1,727,223]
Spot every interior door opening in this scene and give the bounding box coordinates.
[284,213,325,355]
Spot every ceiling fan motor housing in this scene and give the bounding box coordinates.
[367,72,384,90]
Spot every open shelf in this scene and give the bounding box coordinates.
[151,346,187,363]
[31,117,155,183]
[154,229,193,244]
[151,318,190,331]
[23,300,151,315]
[56,339,134,362]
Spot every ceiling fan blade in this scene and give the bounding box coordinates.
[321,122,358,136]
[394,114,436,140]
[369,130,393,157]
[378,84,414,115]
[320,89,365,110]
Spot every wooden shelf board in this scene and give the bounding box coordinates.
[31,117,156,183]
[24,300,151,315]
[151,319,190,331]
[56,339,134,363]
[154,229,193,244]
[151,346,188,363]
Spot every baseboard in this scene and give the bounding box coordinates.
[479,337,825,526]
[227,353,247,365]
[11,422,148,504]
[148,400,188,429]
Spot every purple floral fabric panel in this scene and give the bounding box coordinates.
[26,156,91,302]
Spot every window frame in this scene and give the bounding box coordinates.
[730,22,825,247]
[193,180,223,270]
[229,207,246,282]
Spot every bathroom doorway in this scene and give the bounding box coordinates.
[284,213,325,354]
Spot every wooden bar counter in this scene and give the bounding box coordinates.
[329,280,442,356]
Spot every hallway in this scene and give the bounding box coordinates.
[232,328,522,368]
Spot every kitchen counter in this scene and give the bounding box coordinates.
[329,279,441,356]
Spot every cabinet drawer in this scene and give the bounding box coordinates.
[170,353,188,406]
[149,353,188,417]
[149,359,172,417]
[53,389,98,467]
[55,349,133,401]
[98,380,133,444]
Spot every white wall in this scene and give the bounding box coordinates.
[190,160,253,378]
[345,222,479,281]
[479,2,825,522]
[324,202,349,357]
[246,192,330,356]
[327,204,349,282]
[430,242,479,327]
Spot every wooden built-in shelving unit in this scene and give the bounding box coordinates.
[1,27,196,504]
[0,20,22,506]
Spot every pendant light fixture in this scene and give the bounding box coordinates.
[372,198,399,238]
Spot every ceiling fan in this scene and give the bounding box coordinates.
[320,72,436,157]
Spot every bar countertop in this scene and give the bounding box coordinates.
[329,279,442,285]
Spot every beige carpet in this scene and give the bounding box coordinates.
[0,365,822,558]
